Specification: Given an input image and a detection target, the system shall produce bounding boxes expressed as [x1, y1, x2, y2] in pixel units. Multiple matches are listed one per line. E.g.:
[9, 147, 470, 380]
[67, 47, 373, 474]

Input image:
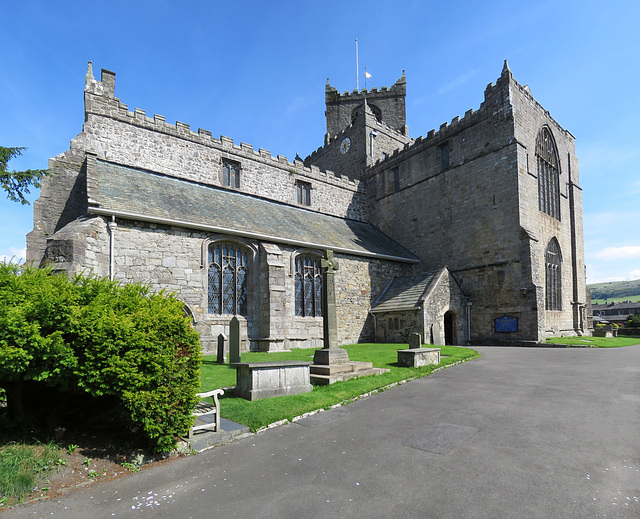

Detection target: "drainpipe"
[108, 215, 117, 281]
[372, 314, 377, 339]
[369, 130, 377, 158]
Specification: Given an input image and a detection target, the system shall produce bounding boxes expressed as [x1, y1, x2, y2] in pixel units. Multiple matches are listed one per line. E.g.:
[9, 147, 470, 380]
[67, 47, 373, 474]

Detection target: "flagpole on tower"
[355, 38, 359, 91]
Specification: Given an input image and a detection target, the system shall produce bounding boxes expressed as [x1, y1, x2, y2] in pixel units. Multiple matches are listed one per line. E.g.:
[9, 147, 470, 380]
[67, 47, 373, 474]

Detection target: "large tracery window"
[294, 255, 323, 317]
[208, 242, 248, 315]
[536, 127, 561, 219]
[545, 238, 562, 311]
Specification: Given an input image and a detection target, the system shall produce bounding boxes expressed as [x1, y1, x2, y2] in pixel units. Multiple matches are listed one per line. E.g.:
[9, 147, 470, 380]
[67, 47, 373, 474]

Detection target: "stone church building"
[27, 61, 588, 351]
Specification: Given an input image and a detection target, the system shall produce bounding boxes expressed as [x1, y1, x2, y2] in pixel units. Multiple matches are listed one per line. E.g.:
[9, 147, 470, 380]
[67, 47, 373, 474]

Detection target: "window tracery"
[222, 160, 240, 188]
[208, 241, 248, 315]
[536, 127, 560, 219]
[294, 254, 322, 317]
[545, 238, 562, 311]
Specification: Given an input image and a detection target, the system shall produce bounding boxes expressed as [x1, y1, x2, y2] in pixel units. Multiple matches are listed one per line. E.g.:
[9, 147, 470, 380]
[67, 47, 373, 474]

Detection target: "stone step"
[310, 367, 389, 385]
[310, 361, 374, 376]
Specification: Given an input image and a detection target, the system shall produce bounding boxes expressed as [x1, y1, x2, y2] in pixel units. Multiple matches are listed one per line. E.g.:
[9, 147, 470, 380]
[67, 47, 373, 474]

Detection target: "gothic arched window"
[536, 127, 561, 219]
[294, 255, 323, 317]
[545, 238, 562, 311]
[208, 242, 249, 315]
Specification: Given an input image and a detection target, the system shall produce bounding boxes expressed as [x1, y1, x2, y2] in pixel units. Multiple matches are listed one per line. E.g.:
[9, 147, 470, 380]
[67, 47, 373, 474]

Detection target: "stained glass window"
[294, 255, 323, 317]
[208, 242, 248, 315]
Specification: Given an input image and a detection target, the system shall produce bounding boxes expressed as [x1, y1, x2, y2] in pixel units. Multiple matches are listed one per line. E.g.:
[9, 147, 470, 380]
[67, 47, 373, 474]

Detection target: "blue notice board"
[495, 315, 518, 332]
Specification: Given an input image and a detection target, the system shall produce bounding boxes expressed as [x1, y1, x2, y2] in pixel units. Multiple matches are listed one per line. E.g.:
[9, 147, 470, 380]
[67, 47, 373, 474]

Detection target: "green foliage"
[0, 263, 202, 452]
[0, 263, 79, 388]
[588, 278, 640, 303]
[0, 441, 61, 506]
[0, 146, 48, 205]
[627, 314, 640, 327]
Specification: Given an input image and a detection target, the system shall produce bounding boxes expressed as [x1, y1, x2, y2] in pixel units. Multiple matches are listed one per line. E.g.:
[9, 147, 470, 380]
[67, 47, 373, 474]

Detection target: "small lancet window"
[296, 181, 311, 206]
[536, 127, 560, 219]
[222, 160, 240, 188]
[294, 255, 322, 317]
[440, 144, 450, 171]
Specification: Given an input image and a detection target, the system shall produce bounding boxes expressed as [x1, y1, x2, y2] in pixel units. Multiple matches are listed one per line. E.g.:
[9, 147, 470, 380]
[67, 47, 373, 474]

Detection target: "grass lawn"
[545, 336, 640, 348]
[200, 343, 479, 432]
[0, 442, 63, 507]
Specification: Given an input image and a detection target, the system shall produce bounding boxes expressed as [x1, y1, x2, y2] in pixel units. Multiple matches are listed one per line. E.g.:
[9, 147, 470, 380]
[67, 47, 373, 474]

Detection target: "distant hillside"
[588, 279, 640, 303]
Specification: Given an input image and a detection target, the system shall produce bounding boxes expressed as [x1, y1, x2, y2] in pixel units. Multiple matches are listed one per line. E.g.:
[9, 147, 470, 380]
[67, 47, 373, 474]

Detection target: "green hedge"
[627, 314, 640, 327]
[0, 263, 202, 452]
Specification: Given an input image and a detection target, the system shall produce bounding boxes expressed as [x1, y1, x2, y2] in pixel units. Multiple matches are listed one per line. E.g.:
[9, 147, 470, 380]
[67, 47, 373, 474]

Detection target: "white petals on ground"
[587, 460, 640, 515]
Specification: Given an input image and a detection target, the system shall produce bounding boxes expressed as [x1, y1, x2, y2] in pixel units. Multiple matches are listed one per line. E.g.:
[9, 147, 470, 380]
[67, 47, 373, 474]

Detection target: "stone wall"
[367, 69, 529, 342]
[373, 310, 422, 344]
[509, 70, 587, 337]
[305, 105, 411, 182]
[27, 147, 88, 264]
[334, 254, 413, 344]
[366, 64, 587, 342]
[324, 74, 407, 138]
[38, 212, 412, 352]
[371, 270, 468, 345]
[422, 270, 468, 346]
[81, 66, 367, 222]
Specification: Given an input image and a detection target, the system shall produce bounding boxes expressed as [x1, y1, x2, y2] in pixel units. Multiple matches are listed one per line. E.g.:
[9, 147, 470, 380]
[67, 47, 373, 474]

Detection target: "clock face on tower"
[340, 137, 351, 155]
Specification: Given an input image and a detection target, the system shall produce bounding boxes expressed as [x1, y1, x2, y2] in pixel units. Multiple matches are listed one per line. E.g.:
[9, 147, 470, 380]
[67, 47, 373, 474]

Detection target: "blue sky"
[1, 0, 639, 284]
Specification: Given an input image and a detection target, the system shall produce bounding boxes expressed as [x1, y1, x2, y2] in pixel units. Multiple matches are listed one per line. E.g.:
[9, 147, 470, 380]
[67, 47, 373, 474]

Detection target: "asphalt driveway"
[6, 345, 640, 518]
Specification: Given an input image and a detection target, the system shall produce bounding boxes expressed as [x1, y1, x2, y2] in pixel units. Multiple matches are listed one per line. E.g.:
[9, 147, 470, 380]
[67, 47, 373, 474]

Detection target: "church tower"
[305, 73, 411, 181]
[324, 72, 408, 140]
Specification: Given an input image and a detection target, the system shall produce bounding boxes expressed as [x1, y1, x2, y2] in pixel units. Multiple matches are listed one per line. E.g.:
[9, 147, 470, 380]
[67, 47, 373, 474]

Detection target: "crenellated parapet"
[368, 60, 573, 175]
[325, 73, 406, 103]
[325, 72, 408, 138]
[81, 62, 363, 195]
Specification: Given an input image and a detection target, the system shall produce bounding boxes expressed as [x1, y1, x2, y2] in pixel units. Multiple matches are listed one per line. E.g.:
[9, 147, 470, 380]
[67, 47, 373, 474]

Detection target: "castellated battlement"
[369, 89, 488, 170]
[370, 61, 573, 171]
[82, 62, 362, 194]
[325, 72, 406, 102]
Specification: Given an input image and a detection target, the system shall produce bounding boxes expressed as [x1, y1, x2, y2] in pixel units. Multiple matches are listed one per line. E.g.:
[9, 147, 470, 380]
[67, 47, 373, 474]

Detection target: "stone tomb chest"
[234, 361, 313, 401]
[397, 348, 441, 367]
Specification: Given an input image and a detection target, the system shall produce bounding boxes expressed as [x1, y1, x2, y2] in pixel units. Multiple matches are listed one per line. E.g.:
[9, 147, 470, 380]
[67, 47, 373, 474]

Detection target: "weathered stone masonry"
[28, 60, 588, 350]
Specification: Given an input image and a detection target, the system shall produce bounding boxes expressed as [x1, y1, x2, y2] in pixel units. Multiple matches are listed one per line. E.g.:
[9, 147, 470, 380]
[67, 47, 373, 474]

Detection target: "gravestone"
[409, 332, 422, 349]
[216, 334, 226, 364]
[229, 317, 241, 364]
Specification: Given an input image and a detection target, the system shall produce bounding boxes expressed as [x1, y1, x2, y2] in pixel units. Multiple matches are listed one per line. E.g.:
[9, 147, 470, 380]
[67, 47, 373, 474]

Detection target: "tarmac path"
[4, 345, 640, 518]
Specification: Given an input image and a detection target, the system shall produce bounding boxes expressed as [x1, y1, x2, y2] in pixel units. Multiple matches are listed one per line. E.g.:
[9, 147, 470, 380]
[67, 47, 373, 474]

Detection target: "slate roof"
[370, 270, 443, 312]
[88, 160, 418, 263]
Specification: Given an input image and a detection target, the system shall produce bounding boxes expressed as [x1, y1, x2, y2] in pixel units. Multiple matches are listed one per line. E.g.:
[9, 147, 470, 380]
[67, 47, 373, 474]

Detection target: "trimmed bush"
[627, 314, 640, 328]
[0, 263, 202, 452]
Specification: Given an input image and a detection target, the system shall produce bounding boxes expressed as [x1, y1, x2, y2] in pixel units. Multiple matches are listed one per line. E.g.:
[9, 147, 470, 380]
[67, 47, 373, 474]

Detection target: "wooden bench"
[188, 389, 224, 438]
